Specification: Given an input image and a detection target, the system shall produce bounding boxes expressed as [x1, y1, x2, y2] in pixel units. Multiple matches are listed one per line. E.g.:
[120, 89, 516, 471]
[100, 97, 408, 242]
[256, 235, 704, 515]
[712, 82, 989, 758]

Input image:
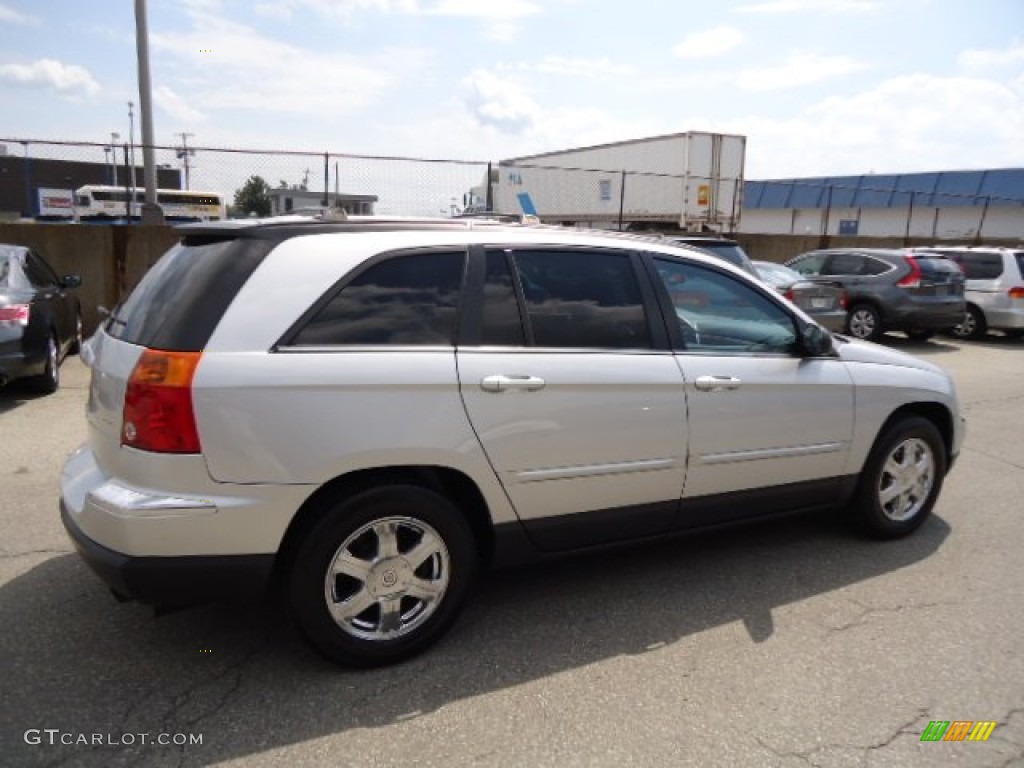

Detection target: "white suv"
[915, 246, 1024, 339]
[61, 217, 964, 667]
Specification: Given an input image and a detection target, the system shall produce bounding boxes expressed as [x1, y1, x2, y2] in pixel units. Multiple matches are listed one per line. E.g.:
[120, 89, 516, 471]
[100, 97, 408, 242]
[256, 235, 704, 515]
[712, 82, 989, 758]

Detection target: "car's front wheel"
[288, 485, 477, 667]
[852, 416, 946, 538]
[846, 304, 882, 341]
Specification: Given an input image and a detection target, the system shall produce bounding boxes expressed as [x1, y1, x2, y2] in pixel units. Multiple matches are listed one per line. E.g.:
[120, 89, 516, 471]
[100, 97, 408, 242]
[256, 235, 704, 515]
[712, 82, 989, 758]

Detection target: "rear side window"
[824, 253, 865, 275]
[291, 251, 465, 346]
[107, 237, 272, 351]
[0, 255, 8, 285]
[1015, 253, 1024, 278]
[958, 252, 1003, 280]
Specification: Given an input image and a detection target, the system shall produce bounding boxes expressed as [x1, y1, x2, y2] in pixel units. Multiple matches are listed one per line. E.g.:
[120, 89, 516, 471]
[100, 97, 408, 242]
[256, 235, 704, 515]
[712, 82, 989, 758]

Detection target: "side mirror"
[60, 274, 82, 289]
[802, 324, 834, 357]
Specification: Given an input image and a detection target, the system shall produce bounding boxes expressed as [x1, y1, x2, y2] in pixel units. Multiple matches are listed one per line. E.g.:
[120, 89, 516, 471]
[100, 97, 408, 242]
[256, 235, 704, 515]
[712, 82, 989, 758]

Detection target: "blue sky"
[1, 0, 1022, 183]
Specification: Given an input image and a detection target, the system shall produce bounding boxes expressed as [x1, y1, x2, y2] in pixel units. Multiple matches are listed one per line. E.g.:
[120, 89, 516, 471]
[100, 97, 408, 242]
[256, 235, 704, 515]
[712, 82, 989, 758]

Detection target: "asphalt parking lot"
[1, 335, 1022, 768]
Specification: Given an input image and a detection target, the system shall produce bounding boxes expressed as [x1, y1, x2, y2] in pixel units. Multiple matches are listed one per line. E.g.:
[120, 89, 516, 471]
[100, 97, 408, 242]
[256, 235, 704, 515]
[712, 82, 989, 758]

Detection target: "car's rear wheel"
[852, 416, 945, 539]
[288, 485, 477, 667]
[846, 304, 882, 341]
[30, 333, 60, 394]
[951, 305, 986, 340]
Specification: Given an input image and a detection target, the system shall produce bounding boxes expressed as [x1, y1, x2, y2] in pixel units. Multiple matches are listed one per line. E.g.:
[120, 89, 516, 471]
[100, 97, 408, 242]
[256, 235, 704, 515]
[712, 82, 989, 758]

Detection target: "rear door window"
[823, 253, 865, 276]
[290, 251, 465, 346]
[958, 252, 1003, 280]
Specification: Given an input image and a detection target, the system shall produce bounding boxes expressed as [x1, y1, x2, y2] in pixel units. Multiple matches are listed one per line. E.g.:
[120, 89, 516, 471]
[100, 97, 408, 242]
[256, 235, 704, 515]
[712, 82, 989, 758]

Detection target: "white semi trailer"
[489, 131, 746, 232]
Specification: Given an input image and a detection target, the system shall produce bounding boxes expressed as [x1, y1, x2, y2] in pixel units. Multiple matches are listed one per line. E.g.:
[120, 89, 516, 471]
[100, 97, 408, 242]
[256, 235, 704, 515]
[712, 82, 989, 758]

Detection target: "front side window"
[292, 251, 465, 346]
[23, 252, 58, 288]
[496, 249, 651, 350]
[655, 259, 798, 354]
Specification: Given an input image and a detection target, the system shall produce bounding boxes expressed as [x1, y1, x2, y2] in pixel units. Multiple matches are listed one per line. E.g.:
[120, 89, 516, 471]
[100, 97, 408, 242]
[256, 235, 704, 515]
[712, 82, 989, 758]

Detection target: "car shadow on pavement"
[0, 382, 46, 415]
[1, 511, 949, 767]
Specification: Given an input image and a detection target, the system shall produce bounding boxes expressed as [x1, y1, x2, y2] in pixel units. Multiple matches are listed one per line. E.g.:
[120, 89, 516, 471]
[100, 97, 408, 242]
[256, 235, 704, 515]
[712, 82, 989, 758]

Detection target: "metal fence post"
[618, 170, 626, 231]
[486, 162, 493, 212]
[323, 152, 329, 207]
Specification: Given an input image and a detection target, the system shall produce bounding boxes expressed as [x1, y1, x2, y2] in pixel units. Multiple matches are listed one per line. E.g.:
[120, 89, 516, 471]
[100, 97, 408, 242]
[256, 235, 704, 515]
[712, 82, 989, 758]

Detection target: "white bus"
[74, 185, 226, 222]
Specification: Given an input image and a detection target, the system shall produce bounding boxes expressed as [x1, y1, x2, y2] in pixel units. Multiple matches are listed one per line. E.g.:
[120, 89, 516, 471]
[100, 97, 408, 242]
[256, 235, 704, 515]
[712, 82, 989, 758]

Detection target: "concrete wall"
[734, 233, 1024, 265]
[741, 206, 1024, 240]
[0, 223, 178, 335]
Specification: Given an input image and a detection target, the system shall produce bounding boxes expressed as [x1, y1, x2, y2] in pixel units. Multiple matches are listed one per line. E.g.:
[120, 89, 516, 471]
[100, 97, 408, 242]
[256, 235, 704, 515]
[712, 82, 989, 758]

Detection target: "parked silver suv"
[912, 246, 1024, 340]
[61, 217, 964, 667]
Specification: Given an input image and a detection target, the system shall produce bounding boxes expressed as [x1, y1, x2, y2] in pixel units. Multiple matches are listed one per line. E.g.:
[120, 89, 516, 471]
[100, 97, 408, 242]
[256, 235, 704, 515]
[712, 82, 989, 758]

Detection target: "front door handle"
[480, 375, 546, 393]
[694, 375, 742, 392]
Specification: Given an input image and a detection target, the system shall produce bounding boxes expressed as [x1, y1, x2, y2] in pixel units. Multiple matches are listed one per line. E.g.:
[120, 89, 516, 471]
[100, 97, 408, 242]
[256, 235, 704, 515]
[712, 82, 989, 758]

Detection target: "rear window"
[916, 257, 964, 277]
[105, 236, 272, 351]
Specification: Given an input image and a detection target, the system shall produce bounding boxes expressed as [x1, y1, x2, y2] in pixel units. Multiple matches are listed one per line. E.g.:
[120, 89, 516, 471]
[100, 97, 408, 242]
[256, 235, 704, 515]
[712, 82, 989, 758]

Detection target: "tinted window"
[509, 249, 651, 349]
[292, 251, 465, 346]
[823, 253, 865, 276]
[958, 252, 1003, 280]
[1015, 253, 1024, 278]
[0, 254, 9, 285]
[860, 257, 892, 276]
[108, 236, 272, 351]
[789, 253, 827, 276]
[655, 259, 797, 354]
[916, 257, 964, 278]
[481, 251, 526, 346]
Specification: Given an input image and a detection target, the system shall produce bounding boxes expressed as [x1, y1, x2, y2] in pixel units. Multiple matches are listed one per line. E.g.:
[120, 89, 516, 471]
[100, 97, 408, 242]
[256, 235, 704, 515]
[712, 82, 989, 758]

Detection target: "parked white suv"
[61, 217, 964, 667]
[914, 246, 1024, 340]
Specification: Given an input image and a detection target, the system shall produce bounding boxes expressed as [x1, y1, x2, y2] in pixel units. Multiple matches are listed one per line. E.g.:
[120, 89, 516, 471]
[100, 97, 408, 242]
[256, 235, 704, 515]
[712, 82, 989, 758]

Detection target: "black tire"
[30, 333, 60, 394]
[950, 305, 986, 340]
[846, 304, 882, 341]
[69, 312, 84, 355]
[852, 416, 946, 539]
[288, 485, 477, 668]
[905, 330, 934, 342]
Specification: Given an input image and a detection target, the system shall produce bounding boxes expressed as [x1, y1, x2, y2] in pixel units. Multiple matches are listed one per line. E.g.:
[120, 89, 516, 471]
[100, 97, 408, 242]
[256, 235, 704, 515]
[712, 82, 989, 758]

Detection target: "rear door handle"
[694, 375, 741, 392]
[480, 375, 546, 393]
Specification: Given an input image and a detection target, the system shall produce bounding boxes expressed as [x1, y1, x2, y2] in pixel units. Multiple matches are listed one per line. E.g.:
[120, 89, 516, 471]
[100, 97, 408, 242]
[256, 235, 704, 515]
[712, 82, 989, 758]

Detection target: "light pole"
[134, 0, 163, 223]
[176, 132, 195, 190]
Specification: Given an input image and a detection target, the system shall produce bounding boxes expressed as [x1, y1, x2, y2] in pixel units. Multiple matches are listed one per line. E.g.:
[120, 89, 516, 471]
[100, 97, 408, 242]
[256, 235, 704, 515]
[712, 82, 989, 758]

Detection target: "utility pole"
[176, 132, 195, 190]
[110, 132, 120, 184]
[134, 0, 163, 224]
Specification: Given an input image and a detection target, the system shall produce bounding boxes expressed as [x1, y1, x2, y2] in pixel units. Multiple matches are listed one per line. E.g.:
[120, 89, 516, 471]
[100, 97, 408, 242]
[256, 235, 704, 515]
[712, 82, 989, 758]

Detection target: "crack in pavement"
[823, 597, 957, 633]
[962, 445, 1024, 471]
[0, 548, 72, 560]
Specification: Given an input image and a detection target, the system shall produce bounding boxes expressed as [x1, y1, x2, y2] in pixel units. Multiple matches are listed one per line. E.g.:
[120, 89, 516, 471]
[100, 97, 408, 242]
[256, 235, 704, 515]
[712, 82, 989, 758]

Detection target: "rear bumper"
[809, 309, 847, 333]
[61, 499, 273, 606]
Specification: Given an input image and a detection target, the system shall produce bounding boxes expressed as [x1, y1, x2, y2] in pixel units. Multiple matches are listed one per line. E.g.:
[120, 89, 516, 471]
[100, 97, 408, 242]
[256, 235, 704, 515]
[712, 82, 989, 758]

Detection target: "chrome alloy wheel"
[323, 516, 451, 642]
[952, 311, 976, 338]
[877, 437, 935, 522]
[848, 308, 877, 339]
[46, 335, 59, 388]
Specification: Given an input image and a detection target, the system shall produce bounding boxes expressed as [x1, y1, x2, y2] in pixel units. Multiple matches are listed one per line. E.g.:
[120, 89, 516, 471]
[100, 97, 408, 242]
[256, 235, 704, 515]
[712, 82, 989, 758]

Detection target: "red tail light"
[0, 304, 30, 326]
[839, 290, 848, 309]
[122, 350, 202, 453]
[1009, 287, 1024, 299]
[783, 289, 795, 301]
[897, 256, 923, 288]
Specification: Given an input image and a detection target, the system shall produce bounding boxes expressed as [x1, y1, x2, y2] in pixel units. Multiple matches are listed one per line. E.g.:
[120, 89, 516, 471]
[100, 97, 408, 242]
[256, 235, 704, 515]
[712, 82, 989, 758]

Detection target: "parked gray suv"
[786, 248, 965, 341]
[61, 217, 963, 667]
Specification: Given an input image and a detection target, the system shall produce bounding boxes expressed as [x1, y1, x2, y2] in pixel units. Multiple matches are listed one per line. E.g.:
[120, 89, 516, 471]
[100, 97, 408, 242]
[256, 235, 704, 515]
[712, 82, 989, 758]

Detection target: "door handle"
[694, 375, 742, 392]
[480, 375, 546, 393]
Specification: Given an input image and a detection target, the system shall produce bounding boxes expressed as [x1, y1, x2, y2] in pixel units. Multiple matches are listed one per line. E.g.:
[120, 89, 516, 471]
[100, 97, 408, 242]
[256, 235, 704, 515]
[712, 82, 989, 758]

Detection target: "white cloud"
[507, 55, 634, 78]
[673, 26, 745, 59]
[154, 86, 207, 125]
[0, 58, 99, 97]
[958, 42, 1024, 74]
[151, 8, 424, 118]
[425, 0, 541, 18]
[731, 73, 1024, 177]
[737, 51, 867, 90]
[462, 70, 540, 133]
[736, 0, 879, 13]
[0, 3, 38, 24]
